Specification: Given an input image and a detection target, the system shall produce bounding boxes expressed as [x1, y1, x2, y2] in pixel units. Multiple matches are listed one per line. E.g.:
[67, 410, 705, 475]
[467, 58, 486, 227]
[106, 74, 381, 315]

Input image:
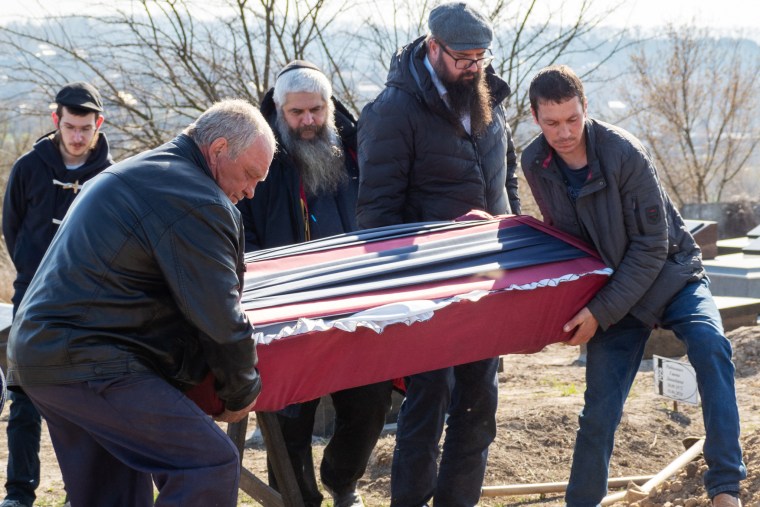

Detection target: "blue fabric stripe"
[241, 223, 588, 311]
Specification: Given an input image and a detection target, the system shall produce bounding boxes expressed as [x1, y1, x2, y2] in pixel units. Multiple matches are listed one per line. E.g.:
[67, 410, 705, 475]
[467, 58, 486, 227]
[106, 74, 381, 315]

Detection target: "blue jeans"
[4, 390, 41, 506]
[390, 357, 498, 507]
[566, 279, 746, 506]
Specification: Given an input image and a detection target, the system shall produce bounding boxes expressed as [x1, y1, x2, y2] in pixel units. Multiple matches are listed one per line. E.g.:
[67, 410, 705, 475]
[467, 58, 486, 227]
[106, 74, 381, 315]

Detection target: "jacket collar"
[583, 118, 599, 167]
[535, 118, 600, 170]
[174, 133, 214, 180]
[33, 130, 113, 178]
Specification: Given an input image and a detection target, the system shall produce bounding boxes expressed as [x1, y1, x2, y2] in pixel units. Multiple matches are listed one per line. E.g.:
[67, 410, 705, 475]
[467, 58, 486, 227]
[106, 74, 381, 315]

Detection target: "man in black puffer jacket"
[356, 3, 519, 506]
[2, 81, 112, 507]
[7, 99, 275, 507]
[356, 9, 519, 227]
[237, 60, 392, 507]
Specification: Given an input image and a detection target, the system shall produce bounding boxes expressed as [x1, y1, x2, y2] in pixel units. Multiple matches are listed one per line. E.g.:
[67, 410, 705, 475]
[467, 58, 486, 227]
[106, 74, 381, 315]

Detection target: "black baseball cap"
[55, 81, 103, 113]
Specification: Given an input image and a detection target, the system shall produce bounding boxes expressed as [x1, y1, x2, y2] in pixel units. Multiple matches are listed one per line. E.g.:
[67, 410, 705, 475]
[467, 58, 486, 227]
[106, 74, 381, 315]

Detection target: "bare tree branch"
[0, 0, 357, 157]
[623, 24, 760, 205]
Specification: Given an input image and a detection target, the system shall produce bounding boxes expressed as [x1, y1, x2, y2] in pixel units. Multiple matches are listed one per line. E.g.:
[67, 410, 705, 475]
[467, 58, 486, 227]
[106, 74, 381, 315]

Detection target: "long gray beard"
[276, 114, 347, 196]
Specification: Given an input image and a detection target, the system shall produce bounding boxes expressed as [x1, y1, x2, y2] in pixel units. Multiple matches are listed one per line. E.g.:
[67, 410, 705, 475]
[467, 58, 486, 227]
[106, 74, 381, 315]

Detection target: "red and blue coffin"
[187, 215, 611, 413]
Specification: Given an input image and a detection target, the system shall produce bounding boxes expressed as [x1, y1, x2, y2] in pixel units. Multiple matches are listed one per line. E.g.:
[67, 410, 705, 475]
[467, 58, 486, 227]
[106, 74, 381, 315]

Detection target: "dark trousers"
[268, 381, 393, 507]
[390, 357, 499, 507]
[24, 373, 241, 507]
[4, 390, 41, 505]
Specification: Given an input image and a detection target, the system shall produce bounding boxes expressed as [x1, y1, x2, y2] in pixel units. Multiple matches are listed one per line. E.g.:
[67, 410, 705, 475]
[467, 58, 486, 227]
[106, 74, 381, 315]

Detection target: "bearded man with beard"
[356, 3, 519, 506]
[236, 61, 393, 507]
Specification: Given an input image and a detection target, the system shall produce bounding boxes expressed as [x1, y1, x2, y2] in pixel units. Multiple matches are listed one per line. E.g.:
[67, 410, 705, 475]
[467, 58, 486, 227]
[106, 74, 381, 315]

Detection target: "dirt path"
[2, 327, 759, 506]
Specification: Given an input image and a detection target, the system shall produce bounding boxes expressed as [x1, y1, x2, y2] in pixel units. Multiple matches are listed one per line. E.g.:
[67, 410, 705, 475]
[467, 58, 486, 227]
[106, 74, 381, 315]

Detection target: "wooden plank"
[240, 467, 284, 506]
[227, 419, 249, 465]
[226, 415, 295, 506]
[256, 411, 305, 507]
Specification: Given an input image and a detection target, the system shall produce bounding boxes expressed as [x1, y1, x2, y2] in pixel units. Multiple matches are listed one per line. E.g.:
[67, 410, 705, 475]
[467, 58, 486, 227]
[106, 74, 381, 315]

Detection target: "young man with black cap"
[357, 2, 519, 506]
[1, 81, 112, 507]
[236, 60, 392, 507]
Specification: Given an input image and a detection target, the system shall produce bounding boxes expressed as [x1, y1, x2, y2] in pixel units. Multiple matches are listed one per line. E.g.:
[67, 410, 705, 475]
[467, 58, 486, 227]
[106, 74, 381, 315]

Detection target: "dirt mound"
[5, 323, 759, 506]
[635, 326, 760, 507]
[636, 430, 760, 506]
[356, 326, 760, 506]
[732, 326, 760, 378]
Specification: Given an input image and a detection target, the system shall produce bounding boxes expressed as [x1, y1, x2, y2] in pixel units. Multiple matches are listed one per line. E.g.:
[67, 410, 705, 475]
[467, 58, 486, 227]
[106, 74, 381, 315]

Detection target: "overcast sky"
[577, 0, 759, 30]
[1, 0, 757, 32]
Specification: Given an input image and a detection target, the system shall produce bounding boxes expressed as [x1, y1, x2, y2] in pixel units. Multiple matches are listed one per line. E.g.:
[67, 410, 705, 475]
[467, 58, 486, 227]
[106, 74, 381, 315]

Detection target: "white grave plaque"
[653, 355, 699, 406]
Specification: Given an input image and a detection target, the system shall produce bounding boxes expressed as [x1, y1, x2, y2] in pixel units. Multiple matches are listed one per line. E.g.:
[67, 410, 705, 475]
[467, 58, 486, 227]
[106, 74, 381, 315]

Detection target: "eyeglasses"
[437, 41, 494, 70]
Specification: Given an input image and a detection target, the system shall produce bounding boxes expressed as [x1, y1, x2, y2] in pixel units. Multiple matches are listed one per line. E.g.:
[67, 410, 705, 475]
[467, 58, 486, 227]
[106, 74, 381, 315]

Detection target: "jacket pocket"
[632, 197, 644, 235]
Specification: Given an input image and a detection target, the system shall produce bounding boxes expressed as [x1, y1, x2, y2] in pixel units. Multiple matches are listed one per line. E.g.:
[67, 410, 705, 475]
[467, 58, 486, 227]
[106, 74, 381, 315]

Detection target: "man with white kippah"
[357, 3, 519, 506]
[237, 60, 393, 507]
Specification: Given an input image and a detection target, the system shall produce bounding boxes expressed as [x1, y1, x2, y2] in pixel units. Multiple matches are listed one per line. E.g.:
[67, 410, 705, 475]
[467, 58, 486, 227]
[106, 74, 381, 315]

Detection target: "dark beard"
[276, 113, 347, 196]
[433, 56, 493, 136]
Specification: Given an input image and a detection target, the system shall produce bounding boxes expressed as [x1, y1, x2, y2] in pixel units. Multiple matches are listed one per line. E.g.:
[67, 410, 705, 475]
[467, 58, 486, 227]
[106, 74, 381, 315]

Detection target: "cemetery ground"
[2, 326, 759, 506]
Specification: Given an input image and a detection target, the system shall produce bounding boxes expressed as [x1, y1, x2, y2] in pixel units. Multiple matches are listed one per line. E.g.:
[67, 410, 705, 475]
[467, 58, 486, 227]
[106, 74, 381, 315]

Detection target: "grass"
[538, 377, 579, 397]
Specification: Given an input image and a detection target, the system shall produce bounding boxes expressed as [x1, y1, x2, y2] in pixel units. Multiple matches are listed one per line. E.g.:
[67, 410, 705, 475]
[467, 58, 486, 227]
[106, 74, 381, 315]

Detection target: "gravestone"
[743, 236, 760, 256]
[703, 254, 760, 298]
[716, 224, 760, 255]
[644, 296, 760, 358]
[684, 219, 718, 259]
[717, 236, 751, 256]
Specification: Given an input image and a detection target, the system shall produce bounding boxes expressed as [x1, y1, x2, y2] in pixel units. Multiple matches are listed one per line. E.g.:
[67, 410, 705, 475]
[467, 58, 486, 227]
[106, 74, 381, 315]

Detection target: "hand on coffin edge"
[214, 396, 258, 423]
[454, 209, 494, 222]
[563, 306, 599, 346]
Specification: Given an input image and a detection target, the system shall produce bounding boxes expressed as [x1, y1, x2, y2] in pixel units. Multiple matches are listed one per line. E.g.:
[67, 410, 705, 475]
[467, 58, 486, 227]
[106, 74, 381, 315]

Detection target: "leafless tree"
[623, 24, 760, 206]
[0, 0, 352, 158]
[0, 0, 632, 157]
[354, 0, 633, 150]
[0, 111, 47, 208]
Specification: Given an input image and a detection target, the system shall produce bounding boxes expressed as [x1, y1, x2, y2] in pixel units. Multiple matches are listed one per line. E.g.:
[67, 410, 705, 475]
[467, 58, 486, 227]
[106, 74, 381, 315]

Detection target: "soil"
[2, 326, 759, 506]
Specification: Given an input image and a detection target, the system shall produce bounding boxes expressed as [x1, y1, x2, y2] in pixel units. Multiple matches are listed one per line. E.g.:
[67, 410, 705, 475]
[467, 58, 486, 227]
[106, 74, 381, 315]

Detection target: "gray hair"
[184, 99, 276, 159]
[273, 68, 332, 107]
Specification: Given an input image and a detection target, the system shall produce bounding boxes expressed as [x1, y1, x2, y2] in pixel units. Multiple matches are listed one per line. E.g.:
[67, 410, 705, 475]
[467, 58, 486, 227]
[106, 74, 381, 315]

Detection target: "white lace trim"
[253, 268, 612, 345]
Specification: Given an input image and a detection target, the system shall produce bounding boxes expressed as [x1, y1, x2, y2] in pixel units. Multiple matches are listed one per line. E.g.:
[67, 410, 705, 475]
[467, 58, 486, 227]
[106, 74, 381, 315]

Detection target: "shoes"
[331, 492, 364, 507]
[323, 486, 365, 507]
[0, 499, 31, 507]
[713, 493, 742, 507]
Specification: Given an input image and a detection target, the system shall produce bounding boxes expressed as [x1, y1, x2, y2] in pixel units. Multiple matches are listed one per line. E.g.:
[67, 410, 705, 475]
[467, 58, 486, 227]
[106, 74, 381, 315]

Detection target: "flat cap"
[55, 81, 103, 112]
[428, 2, 493, 51]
